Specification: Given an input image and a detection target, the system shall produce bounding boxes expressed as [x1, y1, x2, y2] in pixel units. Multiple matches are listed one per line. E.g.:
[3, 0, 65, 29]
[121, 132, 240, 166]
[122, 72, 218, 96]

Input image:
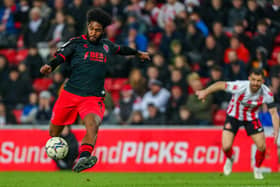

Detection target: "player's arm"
[40, 40, 75, 75]
[268, 106, 279, 144]
[106, 39, 150, 61]
[196, 81, 226, 101]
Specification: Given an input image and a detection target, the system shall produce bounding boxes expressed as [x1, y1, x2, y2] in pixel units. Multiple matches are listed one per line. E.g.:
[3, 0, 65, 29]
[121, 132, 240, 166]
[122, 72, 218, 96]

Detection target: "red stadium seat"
[12, 109, 23, 124]
[104, 78, 113, 91]
[267, 59, 277, 67]
[0, 49, 17, 64]
[111, 78, 128, 90]
[274, 34, 280, 45]
[272, 47, 280, 60]
[33, 78, 53, 93]
[15, 49, 29, 64]
[213, 109, 227, 126]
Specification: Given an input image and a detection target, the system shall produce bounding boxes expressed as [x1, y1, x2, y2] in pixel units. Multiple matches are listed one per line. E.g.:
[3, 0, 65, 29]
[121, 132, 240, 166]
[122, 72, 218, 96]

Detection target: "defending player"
[196, 69, 279, 179]
[40, 8, 150, 172]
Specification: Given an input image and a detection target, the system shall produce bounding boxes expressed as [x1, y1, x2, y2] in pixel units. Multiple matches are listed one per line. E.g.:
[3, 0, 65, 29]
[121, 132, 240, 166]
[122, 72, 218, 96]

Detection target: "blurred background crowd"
[0, 0, 280, 127]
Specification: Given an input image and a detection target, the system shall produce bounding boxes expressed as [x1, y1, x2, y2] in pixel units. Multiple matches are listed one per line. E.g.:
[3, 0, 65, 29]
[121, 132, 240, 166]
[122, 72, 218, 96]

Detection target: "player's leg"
[246, 119, 265, 179]
[72, 113, 101, 172]
[49, 122, 65, 137]
[222, 116, 239, 176]
[73, 96, 105, 172]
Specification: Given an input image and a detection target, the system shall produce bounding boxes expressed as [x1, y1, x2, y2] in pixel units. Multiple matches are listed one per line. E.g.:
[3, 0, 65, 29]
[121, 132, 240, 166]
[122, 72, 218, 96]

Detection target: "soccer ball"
[45, 137, 69, 160]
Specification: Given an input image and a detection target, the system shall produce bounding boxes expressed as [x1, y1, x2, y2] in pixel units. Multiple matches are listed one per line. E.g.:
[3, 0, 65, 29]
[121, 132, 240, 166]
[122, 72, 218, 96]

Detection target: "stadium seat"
[213, 109, 227, 126]
[104, 78, 113, 91]
[274, 34, 280, 45]
[32, 78, 53, 93]
[12, 109, 23, 124]
[111, 78, 128, 90]
[15, 49, 29, 64]
[267, 59, 277, 67]
[271, 47, 280, 60]
[0, 49, 17, 64]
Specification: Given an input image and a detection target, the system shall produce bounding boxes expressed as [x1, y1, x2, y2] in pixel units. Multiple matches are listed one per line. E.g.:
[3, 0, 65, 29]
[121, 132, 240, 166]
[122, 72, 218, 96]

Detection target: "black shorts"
[223, 115, 264, 136]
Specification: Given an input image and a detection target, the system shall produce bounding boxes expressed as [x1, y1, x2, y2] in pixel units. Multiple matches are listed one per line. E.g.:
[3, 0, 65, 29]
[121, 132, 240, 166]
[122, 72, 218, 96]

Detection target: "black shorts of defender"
[223, 115, 264, 136]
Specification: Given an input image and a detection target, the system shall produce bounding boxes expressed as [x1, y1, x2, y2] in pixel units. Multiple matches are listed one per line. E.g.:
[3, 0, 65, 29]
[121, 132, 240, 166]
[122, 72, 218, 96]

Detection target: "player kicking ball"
[40, 8, 150, 172]
[196, 69, 279, 179]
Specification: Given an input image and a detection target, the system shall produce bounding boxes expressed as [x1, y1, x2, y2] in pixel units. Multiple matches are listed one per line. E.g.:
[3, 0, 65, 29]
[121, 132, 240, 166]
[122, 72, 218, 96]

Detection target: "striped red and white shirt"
[225, 81, 274, 121]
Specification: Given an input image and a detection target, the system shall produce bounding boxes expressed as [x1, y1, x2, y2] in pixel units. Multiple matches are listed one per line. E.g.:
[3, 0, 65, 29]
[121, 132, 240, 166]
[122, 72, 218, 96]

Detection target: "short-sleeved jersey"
[225, 81, 274, 121]
[56, 35, 120, 97]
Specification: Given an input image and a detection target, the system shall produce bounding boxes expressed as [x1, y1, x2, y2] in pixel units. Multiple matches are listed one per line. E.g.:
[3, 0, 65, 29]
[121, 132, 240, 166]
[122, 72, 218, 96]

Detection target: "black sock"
[80, 151, 91, 158]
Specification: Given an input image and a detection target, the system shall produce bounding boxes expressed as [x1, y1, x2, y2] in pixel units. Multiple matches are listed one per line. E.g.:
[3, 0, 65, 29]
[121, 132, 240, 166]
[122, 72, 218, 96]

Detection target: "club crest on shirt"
[103, 44, 109, 53]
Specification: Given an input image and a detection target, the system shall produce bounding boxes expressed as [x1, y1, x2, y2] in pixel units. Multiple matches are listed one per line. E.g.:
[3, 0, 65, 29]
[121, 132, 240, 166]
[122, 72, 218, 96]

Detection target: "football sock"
[255, 149, 265, 168]
[79, 144, 94, 158]
[223, 148, 234, 159]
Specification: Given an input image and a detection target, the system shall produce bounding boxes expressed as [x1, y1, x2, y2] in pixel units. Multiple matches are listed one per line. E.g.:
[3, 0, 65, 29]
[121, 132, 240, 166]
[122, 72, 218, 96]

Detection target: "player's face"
[87, 21, 104, 42]
[249, 73, 264, 93]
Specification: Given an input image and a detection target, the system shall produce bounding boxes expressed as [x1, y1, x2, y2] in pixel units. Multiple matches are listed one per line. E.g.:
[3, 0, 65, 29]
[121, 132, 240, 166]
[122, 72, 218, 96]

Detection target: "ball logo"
[103, 44, 109, 53]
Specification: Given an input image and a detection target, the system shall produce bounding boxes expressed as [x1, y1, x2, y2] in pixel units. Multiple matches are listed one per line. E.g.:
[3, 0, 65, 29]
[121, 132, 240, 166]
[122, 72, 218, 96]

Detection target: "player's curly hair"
[87, 8, 112, 28]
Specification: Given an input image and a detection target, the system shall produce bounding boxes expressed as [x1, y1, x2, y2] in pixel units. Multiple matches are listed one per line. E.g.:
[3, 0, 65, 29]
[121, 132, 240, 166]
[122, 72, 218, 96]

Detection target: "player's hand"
[137, 51, 150, 61]
[195, 90, 208, 102]
[40, 64, 52, 75]
[273, 128, 279, 144]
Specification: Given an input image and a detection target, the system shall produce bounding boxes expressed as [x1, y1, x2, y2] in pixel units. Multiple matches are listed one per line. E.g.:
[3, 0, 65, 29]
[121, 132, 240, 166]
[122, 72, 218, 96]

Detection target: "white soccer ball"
[45, 137, 69, 160]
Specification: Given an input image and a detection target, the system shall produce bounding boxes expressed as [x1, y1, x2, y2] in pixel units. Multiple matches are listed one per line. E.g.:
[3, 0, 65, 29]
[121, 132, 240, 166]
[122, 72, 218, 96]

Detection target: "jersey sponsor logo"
[233, 85, 238, 90]
[103, 44, 109, 53]
[84, 51, 107, 63]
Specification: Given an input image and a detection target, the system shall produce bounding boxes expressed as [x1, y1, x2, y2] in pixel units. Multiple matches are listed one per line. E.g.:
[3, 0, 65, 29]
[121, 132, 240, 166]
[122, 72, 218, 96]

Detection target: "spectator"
[244, 0, 264, 33]
[157, 0, 185, 29]
[114, 84, 141, 125]
[144, 103, 165, 125]
[23, 7, 49, 48]
[233, 21, 251, 49]
[264, 0, 280, 35]
[208, 66, 230, 109]
[0, 67, 33, 109]
[128, 68, 147, 97]
[68, 0, 88, 35]
[0, 0, 19, 48]
[0, 55, 9, 89]
[176, 105, 195, 125]
[184, 0, 200, 14]
[152, 53, 169, 82]
[212, 21, 230, 51]
[23, 45, 44, 80]
[49, 0, 69, 21]
[48, 71, 64, 99]
[201, 0, 228, 28]
[146, 65, 160, 83]
[183, 21, 205, 63]
[185, 73, 213, 125]
[35, 90, 52, 124]
[251, 20, 274, 57]
[269, 75, 280, 109]
[189, 12, 209, 37]
[227, 0, 247, 28]
[140, 79, 170, 119]
[166, 85, 186, 124]
[104, 0, 125, 20]
[172, 55, 191, 76]
[200, 35, 223, 76]
[33, 0, 52, 20]
[159, 20, 183, 58]
[0, 102, 16, 126]
[130, 110, 144, 125]
[270, 52, 280, 78]
[20, 92, 38, 124]
[46, 11, 74, 47]
[225, 51, 247, 81]
[166, 68, 187, 91]
[224, 36, 250, 64]
[124, 24, 148, 51]
[249, 46, 268, 73]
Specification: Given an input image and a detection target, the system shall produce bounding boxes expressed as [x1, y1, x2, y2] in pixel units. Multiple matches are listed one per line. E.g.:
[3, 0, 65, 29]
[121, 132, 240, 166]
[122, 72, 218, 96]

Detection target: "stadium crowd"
[0, 0, 280, 126]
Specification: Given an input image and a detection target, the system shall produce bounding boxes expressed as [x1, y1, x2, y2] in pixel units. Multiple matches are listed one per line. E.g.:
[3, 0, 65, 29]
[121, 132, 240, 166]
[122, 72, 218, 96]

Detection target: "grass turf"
[0, 172, 280, 187]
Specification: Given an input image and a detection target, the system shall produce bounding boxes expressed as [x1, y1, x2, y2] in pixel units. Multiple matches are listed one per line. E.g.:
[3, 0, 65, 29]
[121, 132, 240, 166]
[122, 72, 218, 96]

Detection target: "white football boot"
[253, 167, 264, 180]
[223, 156, 234, 176]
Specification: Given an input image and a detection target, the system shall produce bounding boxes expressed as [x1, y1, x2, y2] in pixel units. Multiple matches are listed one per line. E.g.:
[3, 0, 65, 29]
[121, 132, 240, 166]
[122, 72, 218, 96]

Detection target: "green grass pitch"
[0, 172, 280, 187]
